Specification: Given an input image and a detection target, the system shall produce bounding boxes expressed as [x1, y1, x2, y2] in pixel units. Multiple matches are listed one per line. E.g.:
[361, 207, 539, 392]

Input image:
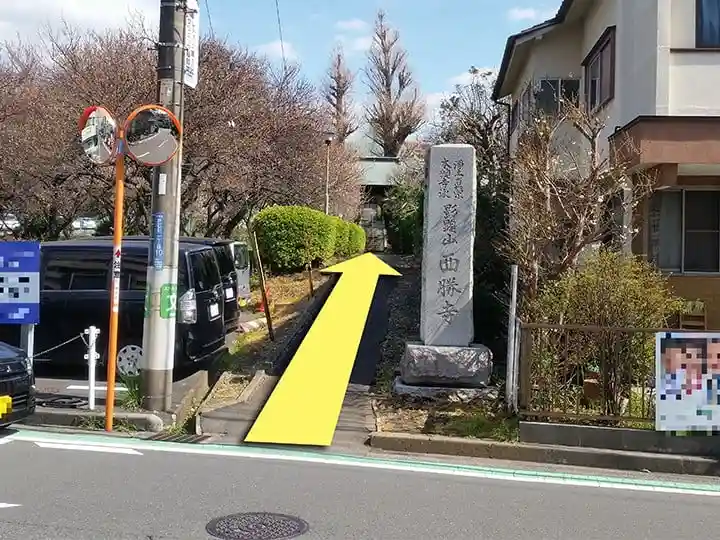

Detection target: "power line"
[204, 0, 214, 36]
[274, 0, 287, 72]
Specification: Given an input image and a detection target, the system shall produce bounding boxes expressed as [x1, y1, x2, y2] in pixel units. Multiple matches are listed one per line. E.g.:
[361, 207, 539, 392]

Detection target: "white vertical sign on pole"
[183, 0, 200, 89]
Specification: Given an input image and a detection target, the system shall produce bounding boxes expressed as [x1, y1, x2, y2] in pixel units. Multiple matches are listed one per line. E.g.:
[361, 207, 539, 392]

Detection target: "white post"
[20, 324, 35, 369]
[84, 326, 100, 411]
[505, 264, 519, 411]
[512, 317, 521, 412]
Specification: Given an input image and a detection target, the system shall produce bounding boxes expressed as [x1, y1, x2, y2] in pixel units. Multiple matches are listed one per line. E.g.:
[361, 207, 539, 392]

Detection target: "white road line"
[34, 442, 142, 455]
[0, 503, 20, 509]
[12, 431, 720, 498]
[66, 385, 127, 392]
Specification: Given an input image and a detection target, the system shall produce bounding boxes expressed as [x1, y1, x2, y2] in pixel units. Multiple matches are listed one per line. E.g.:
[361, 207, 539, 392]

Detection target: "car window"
[188, 250, 221, 292]
[178, 254, 189, 295]
[213, 245, 235, 276]
[43, 250, 109, 291]
[233, 244, 249, 270]
[122, 252, 148, 291]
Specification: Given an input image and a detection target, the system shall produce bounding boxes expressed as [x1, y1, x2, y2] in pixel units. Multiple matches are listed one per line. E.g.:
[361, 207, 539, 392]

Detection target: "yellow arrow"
[244, 253, 401, 446]
[0, 396, 11, 419]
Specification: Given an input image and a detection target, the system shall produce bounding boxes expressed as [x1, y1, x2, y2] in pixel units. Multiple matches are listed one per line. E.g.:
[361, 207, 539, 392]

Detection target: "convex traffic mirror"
[123, 105, 182, 166]
[78, 106, 119, 166]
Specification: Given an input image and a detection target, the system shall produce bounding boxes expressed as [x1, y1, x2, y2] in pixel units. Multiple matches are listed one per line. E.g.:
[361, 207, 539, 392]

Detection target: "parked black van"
[95, 235, 241, 334]
[0, 239, 227, 376]
[0, 341, 35, 429]
[178, 237, 241, 333]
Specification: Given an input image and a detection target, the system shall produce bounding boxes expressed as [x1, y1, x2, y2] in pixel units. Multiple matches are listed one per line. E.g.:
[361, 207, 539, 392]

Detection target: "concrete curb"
[236, 370, 273, 404]
[368, 432, 720, 477]
[24, 370, 209, 434]
[195, 370, 277, 436]
[169, 370, 209, 430]
[25, 408, 165, 433]
[239, 317, 267, 333]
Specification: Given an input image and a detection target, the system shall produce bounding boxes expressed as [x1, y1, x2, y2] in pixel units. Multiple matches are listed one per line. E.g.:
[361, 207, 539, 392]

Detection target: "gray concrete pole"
[141, 0, 185, 411]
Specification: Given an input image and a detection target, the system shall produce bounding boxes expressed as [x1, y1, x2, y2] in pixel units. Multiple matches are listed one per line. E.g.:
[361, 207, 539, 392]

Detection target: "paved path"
[0, 428, 718, 539]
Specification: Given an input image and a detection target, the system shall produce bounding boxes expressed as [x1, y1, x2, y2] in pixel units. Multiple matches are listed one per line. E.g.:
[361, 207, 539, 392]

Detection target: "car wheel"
[116, 344, 143, 377]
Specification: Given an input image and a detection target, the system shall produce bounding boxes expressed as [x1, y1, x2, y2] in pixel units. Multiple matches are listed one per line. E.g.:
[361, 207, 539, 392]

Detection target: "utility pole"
[141, 0, 186, 411]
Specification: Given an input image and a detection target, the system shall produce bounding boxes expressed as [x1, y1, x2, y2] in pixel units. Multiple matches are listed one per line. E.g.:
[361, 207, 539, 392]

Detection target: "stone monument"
[394, 143, 494, 399]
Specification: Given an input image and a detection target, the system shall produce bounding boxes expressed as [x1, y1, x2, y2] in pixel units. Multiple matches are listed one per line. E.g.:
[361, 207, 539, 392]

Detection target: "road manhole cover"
[206, 512, 309, 540]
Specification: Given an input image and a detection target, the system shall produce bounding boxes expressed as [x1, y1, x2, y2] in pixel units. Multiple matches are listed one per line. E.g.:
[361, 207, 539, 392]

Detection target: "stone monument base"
[398, 341, 493, 387]
[392, 376, 498, 402]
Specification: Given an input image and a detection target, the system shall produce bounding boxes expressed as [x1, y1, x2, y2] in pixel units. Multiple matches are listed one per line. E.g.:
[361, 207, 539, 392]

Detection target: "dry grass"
[218, 267, 332, 378]
[251, 268, 330, 312]
[373, 396, 519, 442]
[201, 371, 252, 412]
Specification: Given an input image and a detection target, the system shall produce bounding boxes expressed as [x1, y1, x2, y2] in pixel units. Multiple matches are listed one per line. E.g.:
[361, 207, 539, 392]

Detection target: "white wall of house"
[616, 0, 661, 122]
[668, 0, 720, 115]
[505, 0, 720, 154]
[508, 26, 584, 151]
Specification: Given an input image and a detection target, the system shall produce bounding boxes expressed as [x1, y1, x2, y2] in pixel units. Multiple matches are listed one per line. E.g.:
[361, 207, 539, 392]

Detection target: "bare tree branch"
[322, 46, 357, 143]
[363, 10, 425, 157]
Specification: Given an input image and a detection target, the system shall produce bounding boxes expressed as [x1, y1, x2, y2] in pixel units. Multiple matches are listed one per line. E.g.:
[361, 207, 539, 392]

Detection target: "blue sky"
[0, 0, 558, 115]
[200, 0, 560, 110]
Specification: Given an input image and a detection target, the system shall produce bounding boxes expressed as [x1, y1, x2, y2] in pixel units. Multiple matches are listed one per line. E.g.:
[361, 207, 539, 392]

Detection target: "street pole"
[141, 0, 186, 411]
[324, 138, 331, 214]
[106, 135, 125, 428]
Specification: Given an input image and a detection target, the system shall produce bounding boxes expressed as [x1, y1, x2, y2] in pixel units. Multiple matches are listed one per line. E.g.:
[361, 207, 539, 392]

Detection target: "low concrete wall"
[519, 421, 720, 457]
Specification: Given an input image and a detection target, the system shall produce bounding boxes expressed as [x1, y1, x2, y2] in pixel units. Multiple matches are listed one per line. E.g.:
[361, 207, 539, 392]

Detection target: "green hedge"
[253, 205, 365, 273]
[332, 217, 352, 258]
[348, 223, 366, 254]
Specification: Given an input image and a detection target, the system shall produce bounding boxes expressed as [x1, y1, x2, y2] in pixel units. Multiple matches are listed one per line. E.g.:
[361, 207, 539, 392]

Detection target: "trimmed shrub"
[253, 205, 336, 272]
[530, 249, 683, 416]
[348, 223, 366, 255]
[332, 217, 352, 258]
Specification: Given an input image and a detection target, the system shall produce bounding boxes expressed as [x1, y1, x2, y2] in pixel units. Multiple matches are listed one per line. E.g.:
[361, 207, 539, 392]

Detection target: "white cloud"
[335, 34, 373, 54]
[448, 66, 497, 86]
[349, 35, 373, 52]
[254, 40, 299, 61]
[424, 67, 498, 121]
[507, 7, 556, 22]
[334, 18, 368, 32]
[0, 0, 158, 41]
[425, 92, 447, 121]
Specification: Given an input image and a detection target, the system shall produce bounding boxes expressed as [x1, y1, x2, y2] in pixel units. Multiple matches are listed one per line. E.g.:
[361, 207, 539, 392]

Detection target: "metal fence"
[515, 322, 696, 425]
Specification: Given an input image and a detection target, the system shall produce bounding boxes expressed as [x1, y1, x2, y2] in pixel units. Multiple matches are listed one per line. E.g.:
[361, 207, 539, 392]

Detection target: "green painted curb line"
[11, 428, 720, 494]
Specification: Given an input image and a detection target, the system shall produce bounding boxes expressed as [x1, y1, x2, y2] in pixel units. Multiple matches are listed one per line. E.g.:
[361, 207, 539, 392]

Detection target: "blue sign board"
[152, 212, 165, 271]
[0, 241, 40, 325]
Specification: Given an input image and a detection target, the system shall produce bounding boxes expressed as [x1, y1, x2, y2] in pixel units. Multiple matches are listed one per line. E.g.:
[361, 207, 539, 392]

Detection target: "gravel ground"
[372, 253, 513, 440]
[375, 254, 422, 393]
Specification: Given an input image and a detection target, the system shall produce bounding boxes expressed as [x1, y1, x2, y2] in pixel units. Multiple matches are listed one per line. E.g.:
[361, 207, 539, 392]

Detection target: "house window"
[650, 190, 720, 273]
[697, 0, 720, 48]
[582, 26, 615, 111]
[535, 79, 580, 115]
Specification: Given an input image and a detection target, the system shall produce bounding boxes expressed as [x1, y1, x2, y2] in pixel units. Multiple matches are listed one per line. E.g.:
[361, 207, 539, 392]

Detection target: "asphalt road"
[0, 429, 718, 539]
[126, 130, 176, 163]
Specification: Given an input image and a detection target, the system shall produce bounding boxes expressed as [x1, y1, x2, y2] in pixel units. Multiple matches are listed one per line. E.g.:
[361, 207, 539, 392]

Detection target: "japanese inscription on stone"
[420, 144, 476, 347]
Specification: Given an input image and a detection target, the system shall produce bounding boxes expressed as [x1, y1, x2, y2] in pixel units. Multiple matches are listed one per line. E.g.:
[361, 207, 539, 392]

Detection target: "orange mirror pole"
[105, 129, 126, 432]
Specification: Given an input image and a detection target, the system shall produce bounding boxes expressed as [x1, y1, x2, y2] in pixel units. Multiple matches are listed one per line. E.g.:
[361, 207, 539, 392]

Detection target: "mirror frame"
[123, 104, 183, 167]
[78, 105, 119, 166]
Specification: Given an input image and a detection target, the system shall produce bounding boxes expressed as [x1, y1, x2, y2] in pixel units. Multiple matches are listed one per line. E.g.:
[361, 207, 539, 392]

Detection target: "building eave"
[491, 0, 576, 102]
